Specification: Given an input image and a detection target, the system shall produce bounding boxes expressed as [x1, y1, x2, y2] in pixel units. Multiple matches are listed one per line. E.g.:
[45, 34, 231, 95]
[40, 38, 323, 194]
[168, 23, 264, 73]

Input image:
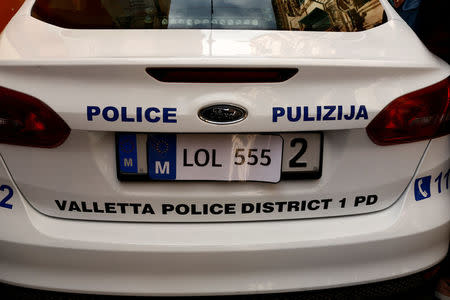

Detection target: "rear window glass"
[32, 0, 386, 32]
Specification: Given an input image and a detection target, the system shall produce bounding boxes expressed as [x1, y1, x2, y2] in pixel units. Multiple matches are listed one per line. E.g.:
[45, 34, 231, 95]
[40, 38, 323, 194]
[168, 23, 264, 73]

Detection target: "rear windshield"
[32, 0, 386, 32]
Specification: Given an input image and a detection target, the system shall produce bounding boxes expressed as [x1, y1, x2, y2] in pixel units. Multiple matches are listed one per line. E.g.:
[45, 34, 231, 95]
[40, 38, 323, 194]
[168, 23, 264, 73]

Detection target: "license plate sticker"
[280, 133, 323, 179]
[147, 134, 283, 183]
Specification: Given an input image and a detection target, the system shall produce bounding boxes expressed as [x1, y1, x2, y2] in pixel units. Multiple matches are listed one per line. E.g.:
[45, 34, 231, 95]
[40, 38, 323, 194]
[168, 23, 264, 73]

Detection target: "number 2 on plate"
[289, 138, 308, 168]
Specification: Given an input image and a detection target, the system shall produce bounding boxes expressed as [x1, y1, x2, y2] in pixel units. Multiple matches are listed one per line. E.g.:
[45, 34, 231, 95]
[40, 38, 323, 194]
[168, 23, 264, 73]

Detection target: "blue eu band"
[118, 133, 138, 174]
[148, 134, 176, 180]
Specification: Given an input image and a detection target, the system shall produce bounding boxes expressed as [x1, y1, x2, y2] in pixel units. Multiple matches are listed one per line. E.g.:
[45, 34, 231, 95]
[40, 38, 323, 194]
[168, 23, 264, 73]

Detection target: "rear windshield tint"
[32, 0, 386, 32]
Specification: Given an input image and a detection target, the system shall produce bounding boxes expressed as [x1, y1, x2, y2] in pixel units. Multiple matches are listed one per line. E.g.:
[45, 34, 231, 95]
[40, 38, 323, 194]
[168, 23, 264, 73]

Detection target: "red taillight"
[0, 87, 70, 148]
[367, 78, 449, 146]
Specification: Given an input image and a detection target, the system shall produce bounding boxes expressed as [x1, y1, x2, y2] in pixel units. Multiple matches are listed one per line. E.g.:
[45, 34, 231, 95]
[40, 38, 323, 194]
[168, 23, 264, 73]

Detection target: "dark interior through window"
[32, 0, 386, 32]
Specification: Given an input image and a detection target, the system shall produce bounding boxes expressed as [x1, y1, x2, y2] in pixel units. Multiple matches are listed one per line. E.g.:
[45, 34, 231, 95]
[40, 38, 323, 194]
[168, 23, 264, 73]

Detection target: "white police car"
[0, 0, 448, 296]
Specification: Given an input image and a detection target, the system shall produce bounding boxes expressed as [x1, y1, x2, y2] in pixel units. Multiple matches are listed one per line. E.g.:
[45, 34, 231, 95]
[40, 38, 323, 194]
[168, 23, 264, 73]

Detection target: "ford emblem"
[198, 104, 247, 125]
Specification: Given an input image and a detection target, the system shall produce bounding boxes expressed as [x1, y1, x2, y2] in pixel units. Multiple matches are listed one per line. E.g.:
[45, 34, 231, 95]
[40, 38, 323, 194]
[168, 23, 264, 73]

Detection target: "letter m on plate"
[155, 161, 170, 174]
[124, 158, 134, 167]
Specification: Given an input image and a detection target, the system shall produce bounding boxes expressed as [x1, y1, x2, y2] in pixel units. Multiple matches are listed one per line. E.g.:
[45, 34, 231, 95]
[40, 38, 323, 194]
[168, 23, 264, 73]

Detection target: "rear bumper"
[0, 136, 449, 296]
[1, 263, 445, 299]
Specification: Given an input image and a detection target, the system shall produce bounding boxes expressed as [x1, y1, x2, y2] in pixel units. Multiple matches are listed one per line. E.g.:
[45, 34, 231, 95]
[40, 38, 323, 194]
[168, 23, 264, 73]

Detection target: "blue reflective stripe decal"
[148, 134, 176, 180]
[118, 134, 138, 174]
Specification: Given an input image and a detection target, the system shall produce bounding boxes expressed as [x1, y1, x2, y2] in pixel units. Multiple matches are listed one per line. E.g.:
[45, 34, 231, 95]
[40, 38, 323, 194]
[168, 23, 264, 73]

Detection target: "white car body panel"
[0, 0, 448, 295]
[0, 130, 430, 222]
[0, 135, 448, 295]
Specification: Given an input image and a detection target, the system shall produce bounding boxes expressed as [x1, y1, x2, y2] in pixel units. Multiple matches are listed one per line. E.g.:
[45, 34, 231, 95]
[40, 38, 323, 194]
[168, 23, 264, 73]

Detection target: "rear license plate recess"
[116, 133, 322, 182]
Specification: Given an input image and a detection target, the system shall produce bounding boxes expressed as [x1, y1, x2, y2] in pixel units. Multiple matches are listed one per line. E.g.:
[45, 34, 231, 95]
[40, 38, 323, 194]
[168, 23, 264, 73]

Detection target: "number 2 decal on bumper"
[0, 185, 13, 209]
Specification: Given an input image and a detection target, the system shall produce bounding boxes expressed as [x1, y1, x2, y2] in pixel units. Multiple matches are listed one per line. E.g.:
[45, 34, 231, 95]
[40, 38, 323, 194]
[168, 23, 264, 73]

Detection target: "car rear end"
[0, 0, 449, 296]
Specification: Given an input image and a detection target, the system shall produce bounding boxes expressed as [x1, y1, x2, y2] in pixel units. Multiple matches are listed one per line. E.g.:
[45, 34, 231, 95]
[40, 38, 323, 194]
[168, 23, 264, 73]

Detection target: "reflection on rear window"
[32, 0, 386, 32]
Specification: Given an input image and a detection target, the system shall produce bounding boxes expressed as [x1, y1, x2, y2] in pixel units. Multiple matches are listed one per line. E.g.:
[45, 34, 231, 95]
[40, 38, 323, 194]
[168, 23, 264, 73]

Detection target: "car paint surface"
[0, 0, 448, 295]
